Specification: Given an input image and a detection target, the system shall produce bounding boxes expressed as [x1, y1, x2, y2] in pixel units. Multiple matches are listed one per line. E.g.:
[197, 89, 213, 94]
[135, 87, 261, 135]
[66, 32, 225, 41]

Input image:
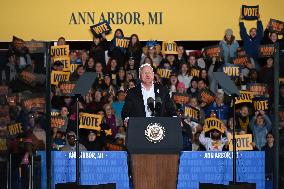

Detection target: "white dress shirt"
[141, 83, 155, 117]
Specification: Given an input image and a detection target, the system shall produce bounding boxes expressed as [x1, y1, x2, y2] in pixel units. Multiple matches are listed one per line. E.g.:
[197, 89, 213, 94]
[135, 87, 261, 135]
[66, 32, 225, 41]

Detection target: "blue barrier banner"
[37, 151, 130, 189]
[38, 151, 264, 189]
[177, 151, 265, 189]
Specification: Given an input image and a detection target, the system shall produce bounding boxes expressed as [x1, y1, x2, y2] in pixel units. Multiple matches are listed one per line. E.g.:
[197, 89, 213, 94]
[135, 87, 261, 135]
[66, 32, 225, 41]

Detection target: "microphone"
[155, 97, 162, 117]
[147, 97, 155, 116]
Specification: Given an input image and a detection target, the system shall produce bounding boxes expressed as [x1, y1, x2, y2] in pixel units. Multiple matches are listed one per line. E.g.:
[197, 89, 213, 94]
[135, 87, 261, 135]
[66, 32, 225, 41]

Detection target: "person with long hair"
[178, 63, 192, 89]
[199, 68, 209, 86]
[84, 57, 96, 72]
[125, 57, 138, 79]
[80, 49, 89, 66]
[108, 29, 126, 67]
[126, 34, 142, 66]
[106, 58, 118, 85]
[177, 45, 188, 64]
[90, 33, 108, 71]
[219, 28, 239, 64]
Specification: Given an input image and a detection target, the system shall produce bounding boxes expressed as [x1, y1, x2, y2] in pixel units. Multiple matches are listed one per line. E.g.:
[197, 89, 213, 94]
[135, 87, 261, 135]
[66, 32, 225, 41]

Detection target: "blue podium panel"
[38, 151, 264, 189]
[177, 151, 265, 189]
[37, 151, 130, 189]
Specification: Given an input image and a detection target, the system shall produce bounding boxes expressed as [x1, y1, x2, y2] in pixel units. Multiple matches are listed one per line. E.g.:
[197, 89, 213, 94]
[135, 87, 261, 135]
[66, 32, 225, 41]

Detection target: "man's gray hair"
[139, 63, 154, 79]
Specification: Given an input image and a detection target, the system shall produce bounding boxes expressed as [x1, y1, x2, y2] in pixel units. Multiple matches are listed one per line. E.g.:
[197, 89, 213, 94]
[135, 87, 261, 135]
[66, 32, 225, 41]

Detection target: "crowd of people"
[0, 14, 284, 188]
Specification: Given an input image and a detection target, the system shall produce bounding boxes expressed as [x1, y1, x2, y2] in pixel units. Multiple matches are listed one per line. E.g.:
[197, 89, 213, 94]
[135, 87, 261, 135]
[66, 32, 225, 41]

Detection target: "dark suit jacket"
[121, 83, 176, 119]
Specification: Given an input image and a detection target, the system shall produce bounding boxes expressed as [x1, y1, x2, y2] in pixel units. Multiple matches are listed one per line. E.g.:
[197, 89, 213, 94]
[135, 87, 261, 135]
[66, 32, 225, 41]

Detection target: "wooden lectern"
[126, 117, 183, 189]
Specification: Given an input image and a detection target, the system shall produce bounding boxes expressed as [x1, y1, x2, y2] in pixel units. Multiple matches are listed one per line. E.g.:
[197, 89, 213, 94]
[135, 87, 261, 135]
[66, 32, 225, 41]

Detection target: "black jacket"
[121, 83, 176, 119]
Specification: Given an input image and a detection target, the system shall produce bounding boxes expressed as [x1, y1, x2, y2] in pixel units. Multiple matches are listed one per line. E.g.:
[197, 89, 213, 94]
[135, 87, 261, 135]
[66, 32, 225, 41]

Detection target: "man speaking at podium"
[121, 63, 176, 121]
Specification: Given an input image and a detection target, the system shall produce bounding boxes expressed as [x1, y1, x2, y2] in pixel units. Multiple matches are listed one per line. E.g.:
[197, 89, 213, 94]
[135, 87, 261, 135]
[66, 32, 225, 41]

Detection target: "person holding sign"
[108, 29, 126, 67]
[262, 26, 280, 45]
[90, 33, 108, 69]
[57, 37, 66, 46]
[249, 110, 272, 150]
[239, 12, 263, 69]
[219, 28, 239, 64]
[199, 119, 230, 151]
[122, 63, 176, 122]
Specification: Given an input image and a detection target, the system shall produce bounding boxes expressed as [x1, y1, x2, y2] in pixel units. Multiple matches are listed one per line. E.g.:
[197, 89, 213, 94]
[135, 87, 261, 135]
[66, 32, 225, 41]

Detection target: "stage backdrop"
[0, 0, 284, 41]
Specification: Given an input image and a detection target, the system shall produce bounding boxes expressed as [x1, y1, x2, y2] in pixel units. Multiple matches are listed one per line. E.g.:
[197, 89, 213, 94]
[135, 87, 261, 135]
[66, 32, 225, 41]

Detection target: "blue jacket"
[249, 115, 272, 150]
[205, 102, 229, 122]
[219, 40, 239, 64]
[239, 21, 263, 60]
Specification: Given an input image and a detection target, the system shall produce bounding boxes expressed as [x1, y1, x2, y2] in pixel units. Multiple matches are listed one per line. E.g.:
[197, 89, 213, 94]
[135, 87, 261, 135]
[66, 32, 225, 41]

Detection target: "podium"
[126, 117, 183, 189]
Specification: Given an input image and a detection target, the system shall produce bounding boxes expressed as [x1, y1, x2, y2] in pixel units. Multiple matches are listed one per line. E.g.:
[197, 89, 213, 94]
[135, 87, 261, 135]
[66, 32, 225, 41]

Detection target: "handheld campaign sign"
[268, 19, 284, 34]
[172, 92, 190, 105]
[241, 5, 259, 20]
[198, 88, 215, 105]
[235, 90, 254, 104]
[203, 117, 225, 133]
[184, 105, 200, 123]
[53, 56, 71, 72]
[114, 37, 130, 49]
[232, 56, 251, 67]
[51, 116, 66, 128]
[58, 81, 76, 96]
[7, 123, 24, 136]
[50, 45, 69, 58]
[162, 41, 178, 54]
[23, 96, 45, 112]
[157, 68, 171, 78]
[190, 67, 200, 77]
[25, 41, 46, 53]
[90, 21, 112, 37]
[228, 134, 253, 151]
[223, 66, 240, 77]
[51, 110, 60, 116]
[258, 44, 275, 57]
[79, 112, 103, 131]
[51, 71, 70, 85]
[204, 45, 221, 58]
[247, 83, 268, 97]
[253, 96, 269, 111]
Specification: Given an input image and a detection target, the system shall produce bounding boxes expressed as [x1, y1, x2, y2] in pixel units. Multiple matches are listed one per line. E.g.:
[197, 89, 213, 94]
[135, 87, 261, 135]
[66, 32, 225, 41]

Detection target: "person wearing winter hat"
[219, 28, 239, 64]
